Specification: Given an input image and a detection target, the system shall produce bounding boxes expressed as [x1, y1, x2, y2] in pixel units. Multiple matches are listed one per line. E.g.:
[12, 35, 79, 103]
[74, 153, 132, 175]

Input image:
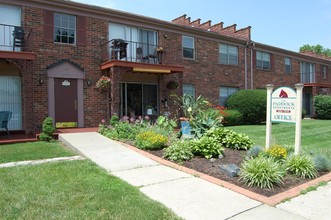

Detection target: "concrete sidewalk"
[59, 132, 330, 220]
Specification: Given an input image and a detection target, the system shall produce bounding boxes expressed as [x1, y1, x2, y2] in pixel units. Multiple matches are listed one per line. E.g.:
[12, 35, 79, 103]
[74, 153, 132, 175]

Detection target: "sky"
[74, 0, 331, 52]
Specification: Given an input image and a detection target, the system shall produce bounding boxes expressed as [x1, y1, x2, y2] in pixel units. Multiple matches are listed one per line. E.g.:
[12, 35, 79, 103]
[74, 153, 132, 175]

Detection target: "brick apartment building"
[0, 0, 330, 135]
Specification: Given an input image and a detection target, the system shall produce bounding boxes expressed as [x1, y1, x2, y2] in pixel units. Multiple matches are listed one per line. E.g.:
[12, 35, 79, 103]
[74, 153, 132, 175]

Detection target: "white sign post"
[266, 84, 303, 155]
[294, 83, 304, 155]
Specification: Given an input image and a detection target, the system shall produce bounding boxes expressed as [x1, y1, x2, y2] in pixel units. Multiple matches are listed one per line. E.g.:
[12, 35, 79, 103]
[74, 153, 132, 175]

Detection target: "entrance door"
[54, 78, 78, 128]
[121, 83, 158, 118]
[304, 92, 312, 116]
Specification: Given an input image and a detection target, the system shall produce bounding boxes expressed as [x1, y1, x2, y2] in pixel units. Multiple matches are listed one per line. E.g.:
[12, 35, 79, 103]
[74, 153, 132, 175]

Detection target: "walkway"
[59, 132, 331, 220]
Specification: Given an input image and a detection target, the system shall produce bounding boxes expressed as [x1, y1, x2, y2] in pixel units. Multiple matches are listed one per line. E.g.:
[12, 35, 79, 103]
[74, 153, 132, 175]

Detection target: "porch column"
[110, 67, 121, 116]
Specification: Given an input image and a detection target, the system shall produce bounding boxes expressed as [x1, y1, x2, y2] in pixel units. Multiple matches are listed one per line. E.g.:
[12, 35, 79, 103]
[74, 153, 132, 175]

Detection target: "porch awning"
[100, 60, 184, 74]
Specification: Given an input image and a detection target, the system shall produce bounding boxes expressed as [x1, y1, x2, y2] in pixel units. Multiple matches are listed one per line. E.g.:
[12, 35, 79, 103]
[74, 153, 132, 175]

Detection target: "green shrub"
[246, 145, 263, 159]
[39, 117, 55, 142]
[221, 109, 243, 126]
[135, 131, 168, 150]
[203, 128, 253, 150]
[226, 90, 267, 124]
[110, 115, 120, 126]
[114, 122, 138, 140]
[239, 156, 285, 188]
[156, 116, 177, 133]
[314, 95, 331, 119]
[192, 136, 224, 159]
[285, 155, 318, 179]
[265, 144, 288, 160]
[163, 140, 194, 163]
[313, 155, 331, 171]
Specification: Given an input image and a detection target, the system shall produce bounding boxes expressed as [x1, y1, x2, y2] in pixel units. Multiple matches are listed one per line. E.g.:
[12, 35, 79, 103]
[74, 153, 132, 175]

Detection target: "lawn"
[0, 160, 180, 220]
[0, 141, 75, 163]
[228, 119, 331, 158]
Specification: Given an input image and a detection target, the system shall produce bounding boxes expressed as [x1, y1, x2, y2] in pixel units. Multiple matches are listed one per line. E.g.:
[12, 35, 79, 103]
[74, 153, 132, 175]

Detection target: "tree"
[300, 44, 331, 57]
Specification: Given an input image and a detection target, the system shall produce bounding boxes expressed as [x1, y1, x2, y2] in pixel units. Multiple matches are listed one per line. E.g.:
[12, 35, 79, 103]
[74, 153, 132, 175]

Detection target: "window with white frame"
[322, 65, 327, 80]
[256, 51, 271, 70]
[219, 87, 238, 106]
[219, 44, 238, 65]
[54, 13, 76, 44]
[0, 3, 21, 51]
[300, 62, 315, 83]
[285, 57, 292, 74]
[183, 84, 196, 98]
[182, 36, 195, 59]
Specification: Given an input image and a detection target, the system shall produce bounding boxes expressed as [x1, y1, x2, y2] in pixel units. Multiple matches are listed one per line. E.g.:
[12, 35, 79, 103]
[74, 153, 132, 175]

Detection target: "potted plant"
[146, 104, 153, 115]
[96, 76, 111, 89]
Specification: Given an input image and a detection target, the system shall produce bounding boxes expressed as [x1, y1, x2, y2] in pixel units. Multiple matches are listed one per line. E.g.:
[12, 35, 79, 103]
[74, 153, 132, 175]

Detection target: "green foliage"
[265, 144, 288, 160]
[135, 131, 168, 150]
[157, 116, 177, 132]
[285, 155, 318, 179]
[163, 140, 194, 163]
[300, 181, 327, 195]
[226, 90, 267, 124]
[221, 109, 243, 126]
[313, 154, 331, 171]
[110, 115, 120, 126]
[204, 128, 254, 150]
[246, 145, 263, 159]
[239, 156, 285, 189]
[191, 136, 224, 159]
[190, 107, 223, 138]
[39, 117, 55, 142]
[300, 44, 331, 57]
[314, 95, 331, 119]
[177, 94, 209, 119]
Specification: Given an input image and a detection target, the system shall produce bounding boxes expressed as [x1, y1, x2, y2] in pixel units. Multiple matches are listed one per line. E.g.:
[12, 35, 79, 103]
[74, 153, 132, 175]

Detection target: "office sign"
[271, 87, 296, 123]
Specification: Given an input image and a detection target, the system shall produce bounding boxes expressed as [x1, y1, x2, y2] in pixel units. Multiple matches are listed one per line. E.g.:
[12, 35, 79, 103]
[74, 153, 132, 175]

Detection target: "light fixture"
[39, 78, 44, 85]
[86, 79, 92, 86]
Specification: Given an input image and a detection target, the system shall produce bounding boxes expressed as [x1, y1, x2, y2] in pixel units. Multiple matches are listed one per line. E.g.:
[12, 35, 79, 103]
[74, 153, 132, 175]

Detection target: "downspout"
[244, 43, 247, 90]
[250, 48, 253, 89]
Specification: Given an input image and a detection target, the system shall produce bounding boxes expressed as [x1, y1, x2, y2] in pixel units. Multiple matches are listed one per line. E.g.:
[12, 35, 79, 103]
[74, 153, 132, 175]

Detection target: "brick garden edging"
[120, 141, 331, 206]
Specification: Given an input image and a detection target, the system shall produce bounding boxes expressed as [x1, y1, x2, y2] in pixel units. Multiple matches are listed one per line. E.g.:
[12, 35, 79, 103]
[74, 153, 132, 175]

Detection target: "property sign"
[271, 87, 296, 123]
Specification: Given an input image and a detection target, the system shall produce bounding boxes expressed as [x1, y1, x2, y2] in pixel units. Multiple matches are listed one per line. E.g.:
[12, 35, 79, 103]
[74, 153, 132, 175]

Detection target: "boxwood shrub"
[225, 90, 267, 124]
[221, 109, 243, 126]
[314, 95, 331, 119]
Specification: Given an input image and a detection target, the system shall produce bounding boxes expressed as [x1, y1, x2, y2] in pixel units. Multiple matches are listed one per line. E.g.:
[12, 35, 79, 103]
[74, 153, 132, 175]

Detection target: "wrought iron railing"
[0, 23, 32, 52]
[101, 39, 165, 64]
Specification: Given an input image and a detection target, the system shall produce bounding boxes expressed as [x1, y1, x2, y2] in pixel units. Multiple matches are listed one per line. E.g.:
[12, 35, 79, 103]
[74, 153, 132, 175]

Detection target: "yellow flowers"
[135, 131, 168, 150]
[266, 144, 287, 160]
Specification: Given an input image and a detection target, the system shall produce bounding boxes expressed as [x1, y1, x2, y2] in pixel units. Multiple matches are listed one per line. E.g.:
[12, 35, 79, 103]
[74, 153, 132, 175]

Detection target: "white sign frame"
[271, 87, 297, 123]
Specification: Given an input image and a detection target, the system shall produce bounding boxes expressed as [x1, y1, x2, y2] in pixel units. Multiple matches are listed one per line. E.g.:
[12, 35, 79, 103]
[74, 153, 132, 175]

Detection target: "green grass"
[300, 181, 328, 195]
[0, 160, 180, 220]
[228, 120, 331, 158]
[0, 141, 76, 163]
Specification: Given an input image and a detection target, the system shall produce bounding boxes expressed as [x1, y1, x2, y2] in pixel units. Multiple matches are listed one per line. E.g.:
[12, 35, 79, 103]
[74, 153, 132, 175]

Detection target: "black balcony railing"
[0, 23, 32, 52]
[101, 39, 165, 64]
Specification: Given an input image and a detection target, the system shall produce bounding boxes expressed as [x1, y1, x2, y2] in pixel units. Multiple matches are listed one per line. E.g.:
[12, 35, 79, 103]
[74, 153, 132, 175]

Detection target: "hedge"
[225, 90, 267, 124]
[314, 95, 331, 119]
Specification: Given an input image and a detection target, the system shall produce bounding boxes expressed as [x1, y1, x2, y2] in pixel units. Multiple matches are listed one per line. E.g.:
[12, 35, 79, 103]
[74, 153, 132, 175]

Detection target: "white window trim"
[219, 44, 239, 65]
[54, 12, 76, 45]
[256, 51, 271, 70]
[182, 35, 195, 59]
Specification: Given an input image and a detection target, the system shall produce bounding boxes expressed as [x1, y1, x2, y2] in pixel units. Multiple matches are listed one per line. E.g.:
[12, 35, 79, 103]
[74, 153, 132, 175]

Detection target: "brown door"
[54, 78, 78, 128]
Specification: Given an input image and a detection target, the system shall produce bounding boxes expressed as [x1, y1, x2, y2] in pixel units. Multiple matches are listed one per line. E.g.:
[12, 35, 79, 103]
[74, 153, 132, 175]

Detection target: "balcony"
[100, 39, 183, 74]
[0, 23, 35, 60]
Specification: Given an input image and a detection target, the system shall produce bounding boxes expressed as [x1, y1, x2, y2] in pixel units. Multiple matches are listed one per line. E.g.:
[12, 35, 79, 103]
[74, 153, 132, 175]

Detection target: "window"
[183, 84, 196, 98]
[256, 51, 271, 70]
[219, 44, 238, 65]
[322, 65, 327, 79]
[0, 3, 21, 51]
[219, 87, 238, 106]
[54, 13, 76, 44]
[300, 62, 315, 83]
[285, 57, 291, 74]
[182, 36, 195, 59]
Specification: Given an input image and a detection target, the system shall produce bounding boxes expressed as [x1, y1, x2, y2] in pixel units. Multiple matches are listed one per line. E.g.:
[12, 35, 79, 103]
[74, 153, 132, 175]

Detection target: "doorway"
[54, 78, 78, 128]
[120, 83, 158, 118]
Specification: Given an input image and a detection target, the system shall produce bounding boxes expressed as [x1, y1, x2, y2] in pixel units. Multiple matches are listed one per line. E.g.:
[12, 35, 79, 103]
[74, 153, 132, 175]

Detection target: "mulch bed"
[146, 147, 328, 197]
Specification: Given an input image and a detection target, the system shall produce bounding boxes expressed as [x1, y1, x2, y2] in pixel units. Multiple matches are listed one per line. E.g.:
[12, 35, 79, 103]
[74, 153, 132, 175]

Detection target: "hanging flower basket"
[166, 81, 178, 90]
[96, 76, 110, 89]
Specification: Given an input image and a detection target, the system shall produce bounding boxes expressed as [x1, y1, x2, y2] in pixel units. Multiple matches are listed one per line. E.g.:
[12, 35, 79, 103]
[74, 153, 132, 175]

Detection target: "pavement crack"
[225, 204, 263, 220]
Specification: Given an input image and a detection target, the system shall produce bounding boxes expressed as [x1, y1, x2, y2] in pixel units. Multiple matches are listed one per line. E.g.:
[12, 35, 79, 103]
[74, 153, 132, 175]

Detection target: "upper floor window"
[300, 62, 315, 83]
[0, 3, 21, 51]
[285, 57, 292, 74]
[182, 36, 195, 59]
[54, 13, 76, 44]
[256, 51, 271, 70]
[219, 44, 238, 65]
[183, 84, 196, 98]
[321, 65, 327, 80]
[220, 86, 238, 107]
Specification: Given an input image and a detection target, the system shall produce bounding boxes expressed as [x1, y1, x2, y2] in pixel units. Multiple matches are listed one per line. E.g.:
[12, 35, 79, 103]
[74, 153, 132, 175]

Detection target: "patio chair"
[12, 26, 25, 51]
[0, 111, 12, 137]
